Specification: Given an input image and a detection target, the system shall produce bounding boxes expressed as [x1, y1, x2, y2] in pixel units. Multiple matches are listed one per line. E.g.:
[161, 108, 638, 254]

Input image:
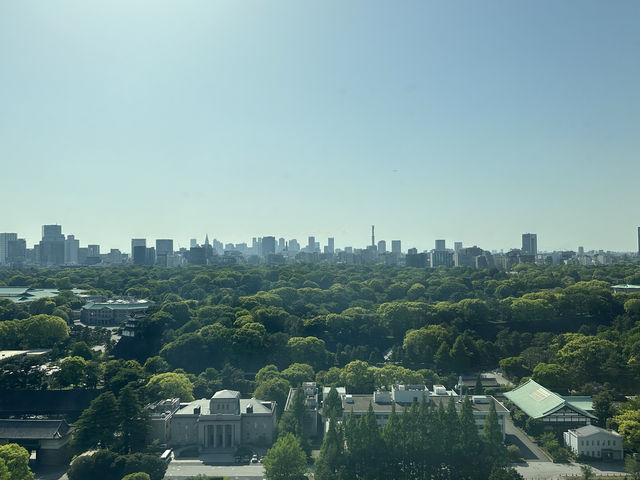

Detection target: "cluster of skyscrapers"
[0, 225, 637, 269]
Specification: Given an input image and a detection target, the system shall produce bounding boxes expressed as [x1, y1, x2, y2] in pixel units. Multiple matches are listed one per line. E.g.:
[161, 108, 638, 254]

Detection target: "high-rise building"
[262, 236, 276, 256]
[289, 239, 300, 252]
[131, 239, 147, 265]
[378, 240, 386, 254]
[65, 235, 79, 264]
[87, 245, 100, 257]
[578, 246, 584, 256]
[7, 238, 26, 266]
[146, 247, 156, 266]
[454, 242, 463, 252]
[327, 237, 335, 254]
[522, 233, 538, 256]
[156, 239, 174, 256]
[307, 236, 316, 252]
[637, 227, 640, 256]
[391, 240, 402, 254]
[40, 225, 65, 266]
[277, 238, 285, 252]
[190, 238, 198, 248]
[435, 239, 446, 251]
[430, 250, 454, 267]
[0, 233, 18, 264]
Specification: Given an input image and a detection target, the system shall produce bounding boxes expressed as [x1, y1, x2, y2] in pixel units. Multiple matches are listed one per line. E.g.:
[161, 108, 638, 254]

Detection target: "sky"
[1, 1, 639, 253]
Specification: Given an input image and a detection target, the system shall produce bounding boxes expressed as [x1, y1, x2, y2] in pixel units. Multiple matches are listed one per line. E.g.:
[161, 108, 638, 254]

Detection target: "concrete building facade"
[564, 425, 623, 461]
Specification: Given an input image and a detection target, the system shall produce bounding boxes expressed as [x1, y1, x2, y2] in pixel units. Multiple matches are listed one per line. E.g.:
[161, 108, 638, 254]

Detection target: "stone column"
[222, 424, 227, 448]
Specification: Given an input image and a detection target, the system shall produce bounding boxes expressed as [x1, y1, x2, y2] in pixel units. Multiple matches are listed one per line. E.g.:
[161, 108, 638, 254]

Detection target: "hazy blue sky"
[1, 1, 639, 253]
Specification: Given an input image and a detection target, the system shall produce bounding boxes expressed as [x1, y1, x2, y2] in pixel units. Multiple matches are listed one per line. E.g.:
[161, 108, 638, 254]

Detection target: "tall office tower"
[378, 240, 386, 254]
[371, 225, 375, 247]
[262, 236, 276, 256]
[190, 238, 197, 248]
[391, 240, 401, 254]
[213, 239, 224, 255]
[289, 239, 300, 252]
[522, 233, 538, 255]
[7, 238, 26, 266]
[64, 235, 79, 264]
[454, 242, 463, 252]
[87, 245, 100, 257]
[435, 239, 446, 251]
[0, 233, 18, 264]
[307, 236, 315, 252]
[578, 246, 584, 256]
[131, 239, 147, 265]
[278, 238, 286, 252]
[204, 234, 210, 246]
[40, 225, 65, 266]
[327, 237, 335, 254]
[145, 247, 156, 266]
[156, 239, 174, 256]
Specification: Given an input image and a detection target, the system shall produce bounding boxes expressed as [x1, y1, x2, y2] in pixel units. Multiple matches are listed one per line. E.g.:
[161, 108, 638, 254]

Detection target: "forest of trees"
[1, 262, 640, 478]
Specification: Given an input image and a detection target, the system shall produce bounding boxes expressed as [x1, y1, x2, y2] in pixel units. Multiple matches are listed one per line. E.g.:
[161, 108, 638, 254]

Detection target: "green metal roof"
[504, 379, 595, 419]
[83, 301, 153, 310]
[0, 287, 31, 296]
[563, 396, 593, 413]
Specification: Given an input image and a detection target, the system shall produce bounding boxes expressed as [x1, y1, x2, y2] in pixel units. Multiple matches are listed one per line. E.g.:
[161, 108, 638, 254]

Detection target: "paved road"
[515, 460, 626, 479]
[504, 416, 550, 462]
[166, 459, 264, 479]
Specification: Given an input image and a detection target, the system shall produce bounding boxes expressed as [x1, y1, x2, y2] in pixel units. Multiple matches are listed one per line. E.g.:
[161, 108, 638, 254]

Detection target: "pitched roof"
[571, 424, 622, 437]
[0, 419, 72, 440]
[0, 287, 30, 296]
[504, 379, 596, 419]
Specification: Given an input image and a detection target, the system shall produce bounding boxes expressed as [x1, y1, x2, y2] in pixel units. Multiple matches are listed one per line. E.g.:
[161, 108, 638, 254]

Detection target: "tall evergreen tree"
[483, 400, 507, 473]
[74, 392, 121, 451]
[382, 403, 405, 479]
[118, 386, 150, 454]
[323, 387, 343, 420]
[315, 420, 344, 480]
[457, 396, 482, 479]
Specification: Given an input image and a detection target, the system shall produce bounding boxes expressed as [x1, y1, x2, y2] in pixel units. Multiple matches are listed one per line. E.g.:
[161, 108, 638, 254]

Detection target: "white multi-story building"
[564, 425, 623, 461]
[163, 390, 277, 451]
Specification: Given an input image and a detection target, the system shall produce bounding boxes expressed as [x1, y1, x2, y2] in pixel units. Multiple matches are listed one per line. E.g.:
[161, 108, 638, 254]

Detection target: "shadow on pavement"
[505, 433, 538, 460]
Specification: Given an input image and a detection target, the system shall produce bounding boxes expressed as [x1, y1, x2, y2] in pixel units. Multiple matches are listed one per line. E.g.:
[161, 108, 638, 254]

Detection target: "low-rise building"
[80, 299, 154, 326]
[0, 419, 73, 466]
[284, 382, 319, 437]
[564, 425, 623, 461]
[504, 379, 596, 430]
[337, 384, 508, 438]
[149, 390, 278, 453]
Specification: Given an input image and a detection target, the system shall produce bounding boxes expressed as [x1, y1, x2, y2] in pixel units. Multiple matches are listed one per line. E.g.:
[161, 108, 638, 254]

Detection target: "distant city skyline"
[2, 222, 640, 255]
[1, 2, 639, 252]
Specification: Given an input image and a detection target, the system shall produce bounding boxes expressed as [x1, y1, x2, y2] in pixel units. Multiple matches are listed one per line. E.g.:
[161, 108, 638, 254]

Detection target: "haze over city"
[1, 1, 639, 252]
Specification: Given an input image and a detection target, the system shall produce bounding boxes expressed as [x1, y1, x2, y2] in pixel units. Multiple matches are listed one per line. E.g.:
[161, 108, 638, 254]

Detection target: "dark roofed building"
[80, 299, 154, 326]
[0, 419, 73, 465]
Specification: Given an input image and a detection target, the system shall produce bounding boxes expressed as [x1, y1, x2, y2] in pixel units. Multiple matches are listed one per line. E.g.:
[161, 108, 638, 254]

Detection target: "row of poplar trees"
[315, 395, 516, 480]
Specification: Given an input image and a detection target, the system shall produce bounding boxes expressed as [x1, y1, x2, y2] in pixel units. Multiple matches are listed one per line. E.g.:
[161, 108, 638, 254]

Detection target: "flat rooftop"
[342, 394, 508, 414]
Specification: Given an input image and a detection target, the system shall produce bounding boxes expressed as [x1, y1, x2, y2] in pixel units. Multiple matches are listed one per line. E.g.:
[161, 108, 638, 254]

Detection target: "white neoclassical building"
[164, 390, 277, 452]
